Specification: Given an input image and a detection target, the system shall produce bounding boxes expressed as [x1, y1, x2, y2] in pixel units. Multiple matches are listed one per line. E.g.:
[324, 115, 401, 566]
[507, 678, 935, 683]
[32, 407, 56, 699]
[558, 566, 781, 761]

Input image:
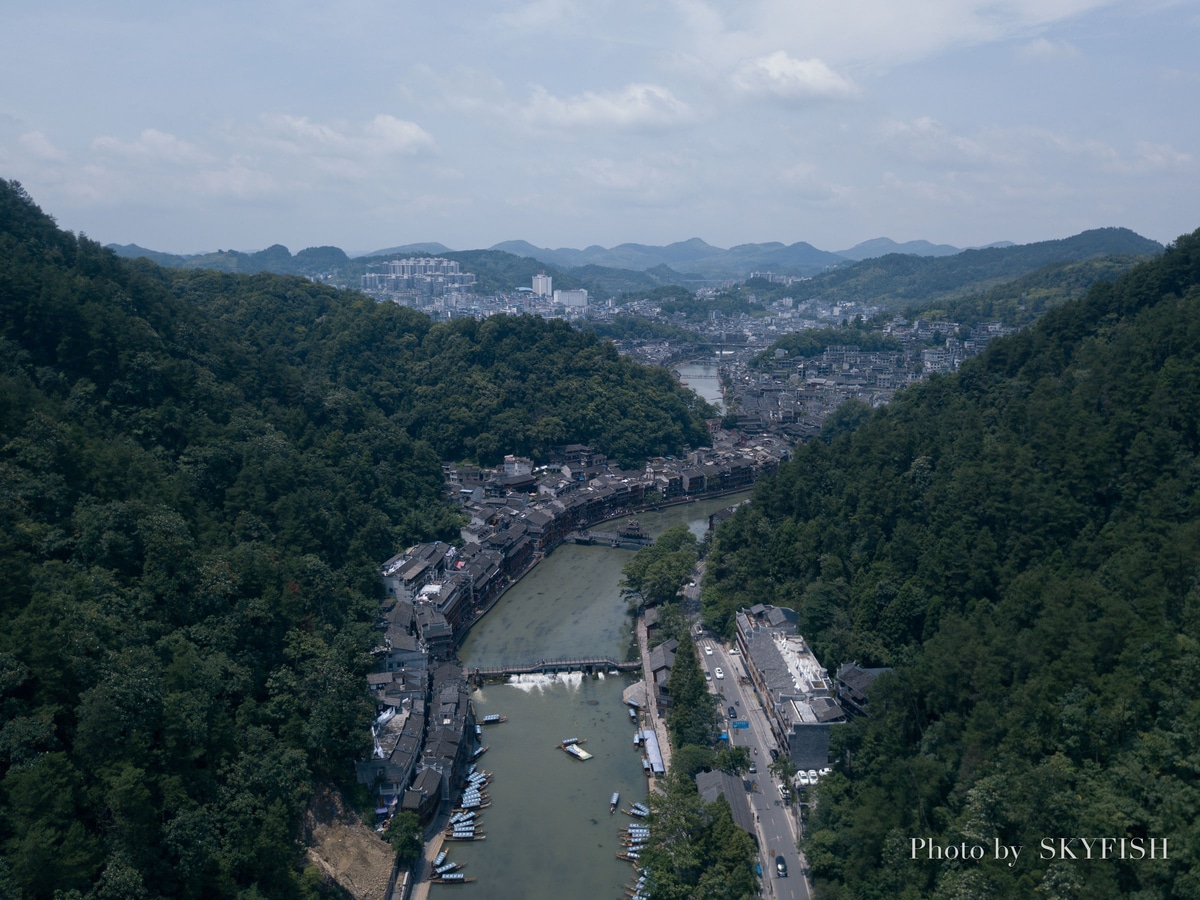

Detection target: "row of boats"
[618, 820, 652, 900]
[432, 716, 508, 883]
[429, 849, 473, 884]
[444, 767, 493, 845]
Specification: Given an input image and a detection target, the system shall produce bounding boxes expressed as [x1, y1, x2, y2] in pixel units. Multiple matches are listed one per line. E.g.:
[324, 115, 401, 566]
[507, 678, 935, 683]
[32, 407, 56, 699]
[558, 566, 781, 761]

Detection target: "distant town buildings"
[360, 257, 477, 303]
[532, 272, 552, 297]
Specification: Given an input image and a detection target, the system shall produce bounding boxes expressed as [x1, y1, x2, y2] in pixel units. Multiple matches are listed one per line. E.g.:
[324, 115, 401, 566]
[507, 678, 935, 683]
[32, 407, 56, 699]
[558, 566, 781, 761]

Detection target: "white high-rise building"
[553, 288, 588, 308]
[532, 272, 553, 297]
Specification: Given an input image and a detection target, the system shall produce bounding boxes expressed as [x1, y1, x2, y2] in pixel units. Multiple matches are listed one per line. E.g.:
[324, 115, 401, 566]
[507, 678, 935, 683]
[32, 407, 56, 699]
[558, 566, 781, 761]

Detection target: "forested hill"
[782, 226, 1163, 310]
[703, 228, 1200, 898]
[0, 179, 711, 899]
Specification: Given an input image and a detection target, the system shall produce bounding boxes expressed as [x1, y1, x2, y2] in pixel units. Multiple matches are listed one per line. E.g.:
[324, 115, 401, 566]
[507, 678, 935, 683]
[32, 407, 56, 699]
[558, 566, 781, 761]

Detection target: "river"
[447, 491, 750, 900]
[676, 360, 724, 413]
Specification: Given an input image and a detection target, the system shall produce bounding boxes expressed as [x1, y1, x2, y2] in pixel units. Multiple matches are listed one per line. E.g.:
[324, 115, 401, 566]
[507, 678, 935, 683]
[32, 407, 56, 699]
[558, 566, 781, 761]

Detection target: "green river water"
[446, 489, 749, 900]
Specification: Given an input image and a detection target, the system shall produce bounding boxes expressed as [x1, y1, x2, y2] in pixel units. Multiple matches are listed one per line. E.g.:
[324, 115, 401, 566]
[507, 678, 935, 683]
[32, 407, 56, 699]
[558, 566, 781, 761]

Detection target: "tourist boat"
[562, 742, 593, 761]
[433, 850, 447, 867]
[456, 800, 491, 810]
[610, 791, 620, 813]
[480, 714, 507, 724]
[431, 872, 477, 883]
[471, 744, 489, 760]
[560, 737, 584, 746]
[434, 861, 463, 875]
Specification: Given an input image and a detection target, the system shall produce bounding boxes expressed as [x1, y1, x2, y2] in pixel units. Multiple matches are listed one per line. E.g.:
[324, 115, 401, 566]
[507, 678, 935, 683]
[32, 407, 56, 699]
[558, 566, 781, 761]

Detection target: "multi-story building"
[735, 604, 846, 769]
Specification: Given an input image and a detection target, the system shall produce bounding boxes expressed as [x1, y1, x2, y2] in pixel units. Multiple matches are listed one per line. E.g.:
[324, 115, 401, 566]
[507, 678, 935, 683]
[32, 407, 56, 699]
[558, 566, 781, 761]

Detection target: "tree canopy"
[703, 226, 1200, 898]
[0, 179, 711, 898]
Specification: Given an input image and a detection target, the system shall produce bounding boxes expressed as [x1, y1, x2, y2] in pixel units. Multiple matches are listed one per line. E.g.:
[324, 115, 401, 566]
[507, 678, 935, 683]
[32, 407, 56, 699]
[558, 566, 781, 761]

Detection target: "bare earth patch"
[303, 785, 398, 900]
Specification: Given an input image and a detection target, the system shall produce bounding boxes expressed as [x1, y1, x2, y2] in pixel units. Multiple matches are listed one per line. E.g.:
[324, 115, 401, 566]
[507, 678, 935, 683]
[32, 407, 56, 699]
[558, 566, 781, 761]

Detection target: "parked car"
[769, 748, 779, 761]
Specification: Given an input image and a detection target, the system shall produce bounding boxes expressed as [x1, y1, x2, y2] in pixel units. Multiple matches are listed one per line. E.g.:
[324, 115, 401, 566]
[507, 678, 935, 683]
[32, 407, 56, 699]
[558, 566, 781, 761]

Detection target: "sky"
[2, 0, 1198, 256]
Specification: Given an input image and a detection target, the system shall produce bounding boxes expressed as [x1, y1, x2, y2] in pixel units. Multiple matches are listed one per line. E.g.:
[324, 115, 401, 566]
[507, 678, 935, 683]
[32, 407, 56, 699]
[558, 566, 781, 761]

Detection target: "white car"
[808, 769, 819, 784]
[714, 667, 724, 680]
[704, 645, 713, 656]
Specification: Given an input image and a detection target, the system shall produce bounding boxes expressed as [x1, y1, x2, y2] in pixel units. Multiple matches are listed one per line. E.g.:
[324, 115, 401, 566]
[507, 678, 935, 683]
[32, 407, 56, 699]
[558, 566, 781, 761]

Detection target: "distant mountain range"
[107, 229, 1162, 296]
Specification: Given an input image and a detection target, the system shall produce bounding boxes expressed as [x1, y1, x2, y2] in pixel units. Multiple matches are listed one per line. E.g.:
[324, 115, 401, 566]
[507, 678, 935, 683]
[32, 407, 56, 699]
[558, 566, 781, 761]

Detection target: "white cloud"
[521, 83, 695, 131]
[1131, 140, 1192, 172]
[254, 113, 436, 158]
[496, 0, 581, 30]
[1019, 37, 1083, 59]
[91, 129, 210, 165]
[734, 51, 859, 102]
[18, 131, 67, 162]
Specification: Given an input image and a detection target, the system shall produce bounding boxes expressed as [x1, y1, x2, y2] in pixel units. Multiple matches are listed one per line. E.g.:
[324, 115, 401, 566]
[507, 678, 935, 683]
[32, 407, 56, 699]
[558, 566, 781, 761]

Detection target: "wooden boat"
[481, 714, 507, 724]
[431, 872, 477, 883]
[610, 791, 620, 813]
[562, 743, 593, 761]
[471, 745, 489, 760]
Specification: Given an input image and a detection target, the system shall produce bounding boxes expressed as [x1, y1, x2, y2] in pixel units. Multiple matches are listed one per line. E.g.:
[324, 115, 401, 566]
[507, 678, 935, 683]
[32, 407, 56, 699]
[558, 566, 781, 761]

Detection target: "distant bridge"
[469, 656, 643, 679]
[565, 530, 654, 548]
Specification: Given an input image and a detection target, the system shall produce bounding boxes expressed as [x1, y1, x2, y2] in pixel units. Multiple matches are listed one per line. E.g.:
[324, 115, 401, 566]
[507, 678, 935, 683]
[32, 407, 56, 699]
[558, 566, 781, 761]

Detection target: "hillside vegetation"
[703, 228, 1200, 898]
[0, 180, 710, 898]
[778, 227, 1162, 311]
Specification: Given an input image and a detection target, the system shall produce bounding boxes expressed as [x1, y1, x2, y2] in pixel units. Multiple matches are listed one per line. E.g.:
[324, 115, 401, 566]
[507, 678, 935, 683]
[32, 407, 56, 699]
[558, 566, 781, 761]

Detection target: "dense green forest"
[702, 228, 1200, 897]
[0, 180, 711, 898]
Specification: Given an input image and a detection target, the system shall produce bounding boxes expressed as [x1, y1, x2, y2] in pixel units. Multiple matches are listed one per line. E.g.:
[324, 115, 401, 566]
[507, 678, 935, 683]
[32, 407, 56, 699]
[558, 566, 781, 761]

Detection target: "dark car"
[769, 748, 779, 761]
[776, 855, 788, 877]
[728, 706, 737, 718]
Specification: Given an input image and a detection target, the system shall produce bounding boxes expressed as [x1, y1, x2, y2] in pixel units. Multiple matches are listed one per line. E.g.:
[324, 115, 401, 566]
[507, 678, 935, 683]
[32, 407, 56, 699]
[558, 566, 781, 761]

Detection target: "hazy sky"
[3, 1, 1197, 255]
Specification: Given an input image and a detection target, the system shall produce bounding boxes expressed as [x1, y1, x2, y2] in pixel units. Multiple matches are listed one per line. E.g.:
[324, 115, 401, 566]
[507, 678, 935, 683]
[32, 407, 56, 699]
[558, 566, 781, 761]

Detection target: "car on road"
[728, 705, 737, 718]
[769, 748, 779, 761]
[776, 856, 788, 877]
[704, 645, 713, 655]
[714, 667, 724, 679]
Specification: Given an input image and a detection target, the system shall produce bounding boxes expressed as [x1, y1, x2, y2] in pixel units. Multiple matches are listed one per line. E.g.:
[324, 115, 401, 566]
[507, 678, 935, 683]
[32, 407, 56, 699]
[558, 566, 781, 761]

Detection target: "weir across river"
[468, 656, 642, 680]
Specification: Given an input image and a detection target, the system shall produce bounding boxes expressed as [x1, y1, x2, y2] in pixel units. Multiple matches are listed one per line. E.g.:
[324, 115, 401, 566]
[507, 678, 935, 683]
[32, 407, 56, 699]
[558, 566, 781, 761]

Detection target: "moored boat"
[431, 872, 477, 883]
[610, 791, 620, 813]
[562, 743, 593, 761]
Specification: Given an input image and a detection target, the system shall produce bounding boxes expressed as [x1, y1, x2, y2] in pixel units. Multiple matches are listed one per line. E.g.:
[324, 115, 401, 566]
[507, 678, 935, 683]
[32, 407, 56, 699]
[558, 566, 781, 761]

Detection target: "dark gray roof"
[695, 770, 756, 835]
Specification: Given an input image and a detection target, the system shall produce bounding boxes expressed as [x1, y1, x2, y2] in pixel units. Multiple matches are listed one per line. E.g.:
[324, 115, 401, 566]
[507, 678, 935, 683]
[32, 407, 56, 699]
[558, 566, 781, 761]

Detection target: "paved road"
[697, 629, 811, 900]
